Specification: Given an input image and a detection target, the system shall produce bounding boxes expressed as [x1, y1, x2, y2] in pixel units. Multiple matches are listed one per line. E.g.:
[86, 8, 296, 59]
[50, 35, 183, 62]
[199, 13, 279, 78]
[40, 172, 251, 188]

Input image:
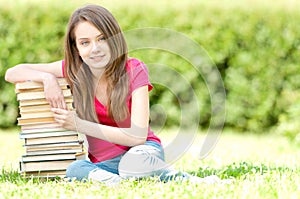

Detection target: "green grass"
[0, 129, 299, 198]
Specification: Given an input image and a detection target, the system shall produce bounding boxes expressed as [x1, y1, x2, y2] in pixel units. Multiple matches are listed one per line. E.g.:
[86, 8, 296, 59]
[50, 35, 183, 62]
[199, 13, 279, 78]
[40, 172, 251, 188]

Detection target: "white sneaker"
[88, 169, 121, 187]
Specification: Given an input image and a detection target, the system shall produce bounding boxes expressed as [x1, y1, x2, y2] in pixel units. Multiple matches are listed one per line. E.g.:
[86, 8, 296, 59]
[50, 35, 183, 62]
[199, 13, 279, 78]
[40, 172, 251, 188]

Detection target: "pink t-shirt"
[62, 58, 161, 163]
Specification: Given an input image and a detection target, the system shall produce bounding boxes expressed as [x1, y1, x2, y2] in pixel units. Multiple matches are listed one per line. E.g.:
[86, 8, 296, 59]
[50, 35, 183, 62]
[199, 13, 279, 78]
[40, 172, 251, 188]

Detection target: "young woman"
[5, 4, 222, 185]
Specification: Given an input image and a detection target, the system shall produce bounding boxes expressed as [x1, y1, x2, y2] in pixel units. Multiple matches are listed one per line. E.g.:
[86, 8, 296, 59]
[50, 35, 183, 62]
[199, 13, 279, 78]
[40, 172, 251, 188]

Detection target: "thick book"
[17, 89, 72, 101]
[21, 127, 67, 134]
[20, 130, 77, 138]
[15, 85, 69, 94]
[20, 111, 54, 119]
[21, 123, 63, 130]
[17, 117, 56, 125]
[21, 170, 66, 178]
[23, 135, 79, 145]
[19, 103, 74, 113]
[19, 97, 73, 106]
[22, 153, 77, 162]
[20, 107, 75, 119]
[20, 159, 74, 172]
[22, 126, 66, 134]
[25, 141, 83, 153]
[21, 151, 86, 162]
[15, 78, 69, 90]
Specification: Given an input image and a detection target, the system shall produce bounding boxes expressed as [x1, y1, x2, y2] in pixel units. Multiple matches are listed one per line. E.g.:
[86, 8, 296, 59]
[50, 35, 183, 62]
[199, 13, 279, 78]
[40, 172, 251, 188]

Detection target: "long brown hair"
[64, 5, 129, 122]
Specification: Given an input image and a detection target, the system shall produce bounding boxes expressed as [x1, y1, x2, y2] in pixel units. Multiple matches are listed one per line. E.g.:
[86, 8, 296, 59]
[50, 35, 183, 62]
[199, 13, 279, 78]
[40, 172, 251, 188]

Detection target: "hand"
[43, 74, 67, 109]
[51, 108, 79, 131]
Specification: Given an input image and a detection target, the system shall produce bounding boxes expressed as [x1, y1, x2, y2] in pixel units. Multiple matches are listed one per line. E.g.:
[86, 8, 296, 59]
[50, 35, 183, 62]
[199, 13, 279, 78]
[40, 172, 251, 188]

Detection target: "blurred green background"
[1, 0, 300, 143]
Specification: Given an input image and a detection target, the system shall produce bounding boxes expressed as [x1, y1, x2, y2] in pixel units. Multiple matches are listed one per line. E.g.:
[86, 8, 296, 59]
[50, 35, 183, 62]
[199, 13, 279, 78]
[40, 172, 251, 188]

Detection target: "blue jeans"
[66, 141, 188, 183]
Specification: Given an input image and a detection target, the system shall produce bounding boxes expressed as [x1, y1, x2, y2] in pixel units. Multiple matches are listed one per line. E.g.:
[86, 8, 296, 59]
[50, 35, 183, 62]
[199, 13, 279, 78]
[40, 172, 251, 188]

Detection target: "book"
[22, 170, 66, 178]
[15, 78, 69, 90]
[75, 151, 87, 160]
[22, 153, 77, 162]
[21, 127, 67, 134]
[20, 107, 75, 119]
[20, 130, 77, 137]
[19, 103, 73, 113]
[19, 97, 73, 106]
[20, 111, 54, 119]
[17, 117, 56, 125]
[25, 141, 83, 153]
[17, 89, 72, 101]
[25, 148, 84, 156]
[21, 151, 86, 162]
[24, 135, 79, 145]
[15, 85, 69, 94]
[20, 159, 74, 172]
[21, 122, 63, 130]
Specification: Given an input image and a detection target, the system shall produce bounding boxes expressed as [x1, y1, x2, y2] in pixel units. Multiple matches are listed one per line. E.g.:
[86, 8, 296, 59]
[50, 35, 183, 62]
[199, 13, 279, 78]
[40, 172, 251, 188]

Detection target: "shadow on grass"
[191, 161, 297, 179]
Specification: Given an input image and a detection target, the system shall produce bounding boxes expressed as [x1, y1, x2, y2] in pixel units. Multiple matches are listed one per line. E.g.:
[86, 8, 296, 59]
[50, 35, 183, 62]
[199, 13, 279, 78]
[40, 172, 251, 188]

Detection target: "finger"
[53, 122, 63, 127]
[54, 117, 65, 125]
[55, 98, 65, 109]
[51, 107, 67, 115]
[50, 100, 59, 108]
[52, 113, 68, 126]
[61, 101, 67, 110]
[55, 102, 62, 109]
[56, 95, 65, 109]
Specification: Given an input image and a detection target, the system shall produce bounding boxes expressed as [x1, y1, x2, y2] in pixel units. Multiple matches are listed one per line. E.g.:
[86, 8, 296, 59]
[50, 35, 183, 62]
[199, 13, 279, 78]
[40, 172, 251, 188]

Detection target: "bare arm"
[52, 86, 150, 146]
[5, 61, 67, 109]
[5, 61, 63, 83]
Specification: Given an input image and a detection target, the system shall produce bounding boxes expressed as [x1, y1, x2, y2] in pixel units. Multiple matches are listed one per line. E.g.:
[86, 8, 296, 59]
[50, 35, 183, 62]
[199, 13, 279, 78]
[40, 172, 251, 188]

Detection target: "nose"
[91, 41, 101, 53]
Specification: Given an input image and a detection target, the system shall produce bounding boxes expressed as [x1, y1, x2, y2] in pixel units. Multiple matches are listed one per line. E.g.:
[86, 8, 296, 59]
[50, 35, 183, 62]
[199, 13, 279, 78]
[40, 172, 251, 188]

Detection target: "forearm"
[74, 117, 148, 147]
[5, 61, 63, 84]
[5, 64, 54, 83]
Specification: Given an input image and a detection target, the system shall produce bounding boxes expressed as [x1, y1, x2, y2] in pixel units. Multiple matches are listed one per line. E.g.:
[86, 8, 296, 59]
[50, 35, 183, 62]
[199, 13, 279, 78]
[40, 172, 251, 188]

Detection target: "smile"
[90, 55, 105, 61]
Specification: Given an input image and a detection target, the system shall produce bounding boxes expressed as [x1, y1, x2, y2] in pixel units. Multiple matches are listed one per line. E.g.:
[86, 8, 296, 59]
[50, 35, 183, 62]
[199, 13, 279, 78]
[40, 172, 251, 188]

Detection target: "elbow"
[127, 128, 148, 146]
[5, 68, 14, 83]
[131, 137, 147, 146]
[5, 64, 23, 83]
[5, 64, 27, 83]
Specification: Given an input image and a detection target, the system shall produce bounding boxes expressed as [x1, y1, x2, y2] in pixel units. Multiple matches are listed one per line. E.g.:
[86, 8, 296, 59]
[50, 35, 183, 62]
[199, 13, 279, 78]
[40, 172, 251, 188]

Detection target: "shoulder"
[125, 57, 153, 91]
[126, 57, 148, 75]
[126, 57, 147, 70]
[126, 57, 149, 77]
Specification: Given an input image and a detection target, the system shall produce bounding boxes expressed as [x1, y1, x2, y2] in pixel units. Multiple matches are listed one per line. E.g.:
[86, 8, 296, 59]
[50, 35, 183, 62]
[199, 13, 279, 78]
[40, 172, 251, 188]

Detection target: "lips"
[90, 55, 105, 62]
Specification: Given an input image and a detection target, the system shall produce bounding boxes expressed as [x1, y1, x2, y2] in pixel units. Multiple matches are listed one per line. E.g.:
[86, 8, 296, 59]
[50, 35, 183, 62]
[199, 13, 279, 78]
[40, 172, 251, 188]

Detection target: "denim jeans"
[65, 140, 189, 183]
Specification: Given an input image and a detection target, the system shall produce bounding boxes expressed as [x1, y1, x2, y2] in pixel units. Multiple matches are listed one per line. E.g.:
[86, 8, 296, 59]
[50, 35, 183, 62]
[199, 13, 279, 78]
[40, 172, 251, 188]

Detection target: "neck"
[90, 68, 105, 81]
[93, 71, 107, 86]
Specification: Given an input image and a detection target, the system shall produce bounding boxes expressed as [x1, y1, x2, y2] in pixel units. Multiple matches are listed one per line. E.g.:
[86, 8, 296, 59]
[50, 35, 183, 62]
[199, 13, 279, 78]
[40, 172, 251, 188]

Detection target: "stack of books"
[15, 78, 85, 178]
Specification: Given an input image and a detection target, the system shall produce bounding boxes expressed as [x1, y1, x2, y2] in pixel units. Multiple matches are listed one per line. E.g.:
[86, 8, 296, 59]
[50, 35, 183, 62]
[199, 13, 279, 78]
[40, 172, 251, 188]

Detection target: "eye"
[81, 41, 90, 46]
[97, 36, 106, 42]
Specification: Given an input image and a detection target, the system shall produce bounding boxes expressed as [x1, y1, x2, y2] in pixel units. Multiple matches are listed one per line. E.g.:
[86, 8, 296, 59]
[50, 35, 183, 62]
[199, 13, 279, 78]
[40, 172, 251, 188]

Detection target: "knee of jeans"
[127, 145, 164, 160]
[65, 160, 92, 180]
[118, 145, 167, 179]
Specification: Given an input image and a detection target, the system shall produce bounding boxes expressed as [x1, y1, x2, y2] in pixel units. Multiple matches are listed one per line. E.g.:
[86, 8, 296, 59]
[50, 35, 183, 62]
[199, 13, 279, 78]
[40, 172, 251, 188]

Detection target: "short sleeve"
[127, 58, 153, 93]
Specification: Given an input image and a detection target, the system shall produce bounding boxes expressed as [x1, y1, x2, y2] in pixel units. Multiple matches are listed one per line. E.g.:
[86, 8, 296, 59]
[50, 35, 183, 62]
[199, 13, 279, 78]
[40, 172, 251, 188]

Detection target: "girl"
[5, 4, 222, 185]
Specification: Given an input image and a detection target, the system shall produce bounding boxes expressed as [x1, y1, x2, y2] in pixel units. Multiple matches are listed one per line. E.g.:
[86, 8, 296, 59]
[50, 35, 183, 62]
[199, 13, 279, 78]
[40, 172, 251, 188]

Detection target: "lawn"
[0, 129, 299, 199]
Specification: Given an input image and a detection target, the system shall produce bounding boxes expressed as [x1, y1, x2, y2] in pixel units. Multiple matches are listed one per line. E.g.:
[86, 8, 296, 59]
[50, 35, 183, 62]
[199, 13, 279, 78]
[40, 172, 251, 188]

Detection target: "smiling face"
[74, 21, 111, 74]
